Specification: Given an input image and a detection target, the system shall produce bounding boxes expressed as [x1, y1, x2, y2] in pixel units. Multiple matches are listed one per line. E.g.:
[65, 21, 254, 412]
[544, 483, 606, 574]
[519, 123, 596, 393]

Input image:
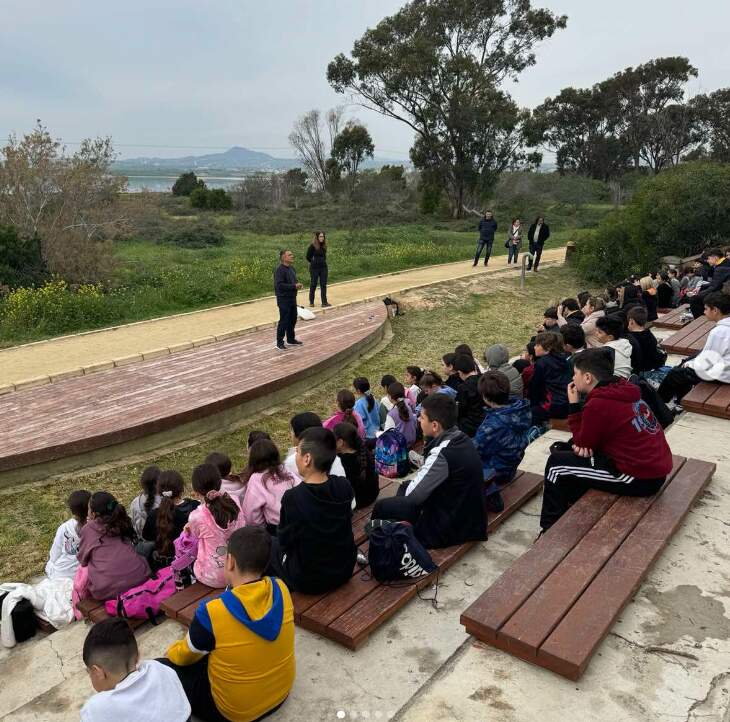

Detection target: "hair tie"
[206, 490, 221, 501]
[106, 500, 117, 513]
[161, 490, 173, 498]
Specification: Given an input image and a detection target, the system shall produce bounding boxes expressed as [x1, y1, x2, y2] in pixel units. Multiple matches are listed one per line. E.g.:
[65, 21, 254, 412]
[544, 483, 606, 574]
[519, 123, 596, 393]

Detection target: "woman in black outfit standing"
[306, 230, 331, 307]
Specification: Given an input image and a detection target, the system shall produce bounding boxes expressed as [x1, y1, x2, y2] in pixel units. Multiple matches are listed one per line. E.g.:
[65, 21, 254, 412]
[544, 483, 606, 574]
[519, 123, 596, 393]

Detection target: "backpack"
[383, 297, 401, 318]
[0, 592, 37, 644]
[374, 429, 409, 478]
[635, 379, 675, 430]
[104, 567, 176, 623]
[366, 521, 437, 582]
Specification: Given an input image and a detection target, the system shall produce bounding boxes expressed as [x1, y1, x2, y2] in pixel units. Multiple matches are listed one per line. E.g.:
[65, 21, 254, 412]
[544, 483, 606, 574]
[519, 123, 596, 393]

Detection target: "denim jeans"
[507, 243, 519, 263]
[474, 239, 494, 264]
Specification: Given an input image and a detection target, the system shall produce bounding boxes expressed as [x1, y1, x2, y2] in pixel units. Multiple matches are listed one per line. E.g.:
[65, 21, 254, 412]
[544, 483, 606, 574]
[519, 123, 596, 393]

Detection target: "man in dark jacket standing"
[473, 210, 498, 267]
[526, 216, 550, 271]
[690, 248, 730, 318]
[371, 395, 487, 548]
[274, 249, 303, 350]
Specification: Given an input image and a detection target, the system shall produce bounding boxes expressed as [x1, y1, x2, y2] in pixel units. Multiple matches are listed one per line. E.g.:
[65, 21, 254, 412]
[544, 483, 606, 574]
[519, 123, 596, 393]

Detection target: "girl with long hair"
[45, 489, 92, 580]
[506, 217, 522, 265]
[78, 492, 150, 599]
[334, 422, 379, 508]
[383, 381, 417, 447]
[141, 470, 199, 570]
[241, 438, 297, 532]
[129, 465, 161, 537]
[306, 230, 331, 307]
[403, 366, 424, 407]
[186, 463, 244, 587]
[352, 377, 380, 441]
[323, 389, 366, 439]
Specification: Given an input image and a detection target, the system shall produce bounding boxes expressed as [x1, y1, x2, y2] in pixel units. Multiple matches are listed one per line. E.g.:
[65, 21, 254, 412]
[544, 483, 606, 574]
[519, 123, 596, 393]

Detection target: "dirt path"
[0, 248, 565, 389]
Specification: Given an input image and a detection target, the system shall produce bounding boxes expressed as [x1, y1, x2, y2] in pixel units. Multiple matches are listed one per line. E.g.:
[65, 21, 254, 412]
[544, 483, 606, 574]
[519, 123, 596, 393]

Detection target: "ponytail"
[336, 389, 356, 419]
[139, 465, 161, 514]
[156, 470, 184, 558]
[387, 382, 411, 422]
[192, 463, 239, 529]
[353, 377, 375, 412]
[406, 366, 424, 384]
[68, 489, 91, 536]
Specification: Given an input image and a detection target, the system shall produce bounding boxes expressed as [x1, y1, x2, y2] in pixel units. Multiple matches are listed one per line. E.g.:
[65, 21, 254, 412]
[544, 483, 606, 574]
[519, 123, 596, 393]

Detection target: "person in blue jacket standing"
[473, 210, 498, 267]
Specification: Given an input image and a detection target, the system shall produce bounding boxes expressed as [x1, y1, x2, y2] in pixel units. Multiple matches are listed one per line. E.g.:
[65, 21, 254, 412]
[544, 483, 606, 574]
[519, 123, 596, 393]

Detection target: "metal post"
[520, 252, 535, 289]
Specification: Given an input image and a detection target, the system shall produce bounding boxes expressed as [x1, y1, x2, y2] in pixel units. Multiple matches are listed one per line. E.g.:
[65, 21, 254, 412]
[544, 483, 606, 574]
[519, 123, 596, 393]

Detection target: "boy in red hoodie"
[540, 348, 673, 531]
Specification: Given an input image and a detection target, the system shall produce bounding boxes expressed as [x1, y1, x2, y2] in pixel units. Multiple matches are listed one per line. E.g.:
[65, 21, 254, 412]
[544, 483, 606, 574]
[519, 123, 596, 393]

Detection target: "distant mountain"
[113, 146, 408, 174]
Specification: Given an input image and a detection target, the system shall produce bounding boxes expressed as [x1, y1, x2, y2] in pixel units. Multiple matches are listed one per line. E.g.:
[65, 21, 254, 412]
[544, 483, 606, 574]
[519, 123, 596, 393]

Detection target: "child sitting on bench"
[78, 492, 150, 601]
[164, 527, 295, 722]
[284, 412, 347, 481]
[658, 291, 730, 404]
[323, 389, 366, 439]
[529, 332, 571, 425]
[594, 315, 636, 379]
[540, 348, 673, 531]
[269, 427, 357, 594]
[371, 395, 487, 548]
[474, 371, 531, 513]
[205, 452, 245, 505]
[626, 306, 669, 384]
[46, 489, 91, 581]
[454, 353, 485, 437]
[81, 618, 190, 722]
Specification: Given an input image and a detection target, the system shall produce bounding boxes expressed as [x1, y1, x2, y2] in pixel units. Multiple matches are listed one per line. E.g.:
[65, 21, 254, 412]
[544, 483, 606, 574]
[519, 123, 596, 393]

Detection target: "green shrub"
[172, 172, 206, 196]
[0, 225, 48, 290]
[0, 279, 124, 339]
[162, 222, 225, 248]
[189, 187, 209, 209]
[207, 188, 233, 211]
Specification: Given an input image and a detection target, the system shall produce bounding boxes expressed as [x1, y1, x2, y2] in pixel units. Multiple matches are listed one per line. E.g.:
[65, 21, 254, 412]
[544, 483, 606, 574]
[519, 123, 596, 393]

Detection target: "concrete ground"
[2, 404, 729, 722]
[0, 249, 564, 389]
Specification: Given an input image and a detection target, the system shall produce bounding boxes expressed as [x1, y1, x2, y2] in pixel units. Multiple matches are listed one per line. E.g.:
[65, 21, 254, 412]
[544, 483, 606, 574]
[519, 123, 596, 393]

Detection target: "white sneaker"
[409, 450, 425, 468]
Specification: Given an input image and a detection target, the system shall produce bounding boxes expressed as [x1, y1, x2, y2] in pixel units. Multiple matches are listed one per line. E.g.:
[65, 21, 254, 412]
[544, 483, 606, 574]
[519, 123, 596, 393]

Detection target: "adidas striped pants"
[540, 444, 664, 531]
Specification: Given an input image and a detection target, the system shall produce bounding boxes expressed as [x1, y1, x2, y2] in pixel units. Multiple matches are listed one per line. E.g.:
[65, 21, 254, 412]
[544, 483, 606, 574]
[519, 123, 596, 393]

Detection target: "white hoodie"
[605, 338, 633, 379]
[686, 317, 730, 383]
[45, 518, 82, 580]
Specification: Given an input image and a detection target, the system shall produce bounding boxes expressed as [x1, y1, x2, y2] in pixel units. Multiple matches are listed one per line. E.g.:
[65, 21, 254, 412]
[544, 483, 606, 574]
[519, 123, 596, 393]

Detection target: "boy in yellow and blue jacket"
[163, 526, 295, 722]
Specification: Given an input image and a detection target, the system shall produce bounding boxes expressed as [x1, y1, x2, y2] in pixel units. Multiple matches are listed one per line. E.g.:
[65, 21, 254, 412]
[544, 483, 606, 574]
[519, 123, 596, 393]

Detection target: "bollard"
[520, 252, 535, 289]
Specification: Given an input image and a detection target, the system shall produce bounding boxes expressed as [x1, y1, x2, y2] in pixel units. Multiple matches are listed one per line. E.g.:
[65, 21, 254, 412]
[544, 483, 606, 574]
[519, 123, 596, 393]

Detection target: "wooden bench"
[460, 455, 714, 681]
[682, 382, 730, 419]
[76, 598, 148, 629]
[162, 471, 544, 650]
[653, 304, 691, 330]
[549, 418, 570, 432]
[661, 316, 715, 356]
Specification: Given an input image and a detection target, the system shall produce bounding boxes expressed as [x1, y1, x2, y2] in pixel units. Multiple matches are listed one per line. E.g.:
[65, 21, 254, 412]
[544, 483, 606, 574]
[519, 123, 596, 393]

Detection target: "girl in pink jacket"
[323, 389, 366, 439]
[241, 438, 298, 533]
[186, 463, 244, 588]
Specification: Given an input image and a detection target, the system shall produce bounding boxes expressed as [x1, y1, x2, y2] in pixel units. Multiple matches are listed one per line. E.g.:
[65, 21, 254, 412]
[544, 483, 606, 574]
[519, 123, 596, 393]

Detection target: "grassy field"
[0, 199, 612, 346]
[0, 265, 595, 582]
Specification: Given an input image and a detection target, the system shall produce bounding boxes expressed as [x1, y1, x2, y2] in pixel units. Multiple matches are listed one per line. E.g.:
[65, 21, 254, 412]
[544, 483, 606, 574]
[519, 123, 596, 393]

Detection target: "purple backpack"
[104, 566, 176, 622]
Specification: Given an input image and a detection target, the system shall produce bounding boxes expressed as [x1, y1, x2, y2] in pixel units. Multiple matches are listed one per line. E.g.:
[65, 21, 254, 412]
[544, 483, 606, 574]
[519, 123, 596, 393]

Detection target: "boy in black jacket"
[371, 395, 487, 548]
[269, 427, 356, 594]
[454, 353, 485, 437]
[627, 306, 667, 376]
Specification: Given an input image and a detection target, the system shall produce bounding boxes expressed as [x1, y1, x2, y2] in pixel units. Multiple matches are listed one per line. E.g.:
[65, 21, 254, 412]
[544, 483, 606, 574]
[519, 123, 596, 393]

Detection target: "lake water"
[122, 175, 243, 193]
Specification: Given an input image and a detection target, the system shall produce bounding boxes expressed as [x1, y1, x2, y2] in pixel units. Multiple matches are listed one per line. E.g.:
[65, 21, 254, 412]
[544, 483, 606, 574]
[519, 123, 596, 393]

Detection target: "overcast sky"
[1, 0, 728, 160]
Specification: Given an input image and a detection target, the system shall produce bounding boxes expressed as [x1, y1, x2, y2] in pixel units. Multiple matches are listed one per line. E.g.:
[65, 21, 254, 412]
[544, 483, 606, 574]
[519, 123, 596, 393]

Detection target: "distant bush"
[172, 172, 206, 197]
[0, 225, 48, 291]
[190, 187, 232, 210]
[162, 221, 226, 248]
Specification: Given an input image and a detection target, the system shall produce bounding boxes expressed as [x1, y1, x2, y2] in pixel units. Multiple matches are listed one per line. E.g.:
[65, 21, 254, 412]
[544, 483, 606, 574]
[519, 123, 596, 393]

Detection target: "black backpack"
[366, 521, 437, 582]
[0, 593, 37, 644]
[636, 378, 675, 429]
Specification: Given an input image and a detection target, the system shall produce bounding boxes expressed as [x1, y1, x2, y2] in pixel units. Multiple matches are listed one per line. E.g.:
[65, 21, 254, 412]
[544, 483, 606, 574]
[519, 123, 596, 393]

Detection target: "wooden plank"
[327, 472, 543, 650]
[683, 382, 730, 419]
[160, 583, 213, 620]
[496, 458, 686, 660]
[661, 317, 714, 355]
[653, 304, 690, 330]
[178, 589, 224, 627]
[537, 457, 715, 680]
[461, 491, 618, 643]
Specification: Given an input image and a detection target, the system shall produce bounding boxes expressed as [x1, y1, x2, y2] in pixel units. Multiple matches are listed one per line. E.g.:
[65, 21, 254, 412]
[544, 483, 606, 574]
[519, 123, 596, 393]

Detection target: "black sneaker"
[322, 302, 332, 307]
[288, 339, 303, 346]
[276, 343, 287, 351]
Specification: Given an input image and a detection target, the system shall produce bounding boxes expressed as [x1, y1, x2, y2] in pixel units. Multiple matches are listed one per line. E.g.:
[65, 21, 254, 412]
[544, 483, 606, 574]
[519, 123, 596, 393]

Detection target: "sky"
[1, 0, 728, 161]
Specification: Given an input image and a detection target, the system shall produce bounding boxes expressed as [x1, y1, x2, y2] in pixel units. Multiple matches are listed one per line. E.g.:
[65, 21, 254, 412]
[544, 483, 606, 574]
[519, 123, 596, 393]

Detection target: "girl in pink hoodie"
[241, 438, 297, 533]
[323, 389, 366, 439]
[186, 463, 244, 588]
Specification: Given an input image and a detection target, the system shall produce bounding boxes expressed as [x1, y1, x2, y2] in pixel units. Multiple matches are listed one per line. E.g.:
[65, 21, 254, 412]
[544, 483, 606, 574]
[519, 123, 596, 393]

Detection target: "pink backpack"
[104, 567, 176, 622]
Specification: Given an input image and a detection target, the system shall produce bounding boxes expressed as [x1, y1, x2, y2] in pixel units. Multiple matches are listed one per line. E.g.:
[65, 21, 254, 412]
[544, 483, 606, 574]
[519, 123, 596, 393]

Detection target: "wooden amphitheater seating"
[460, 455, 714, 681]
[661, 316, 715, 356]
[76, 598, 148, 629]
[653, 304, 691, 330]
[682, 382, 730, 420]
[162, 471, 544, 650]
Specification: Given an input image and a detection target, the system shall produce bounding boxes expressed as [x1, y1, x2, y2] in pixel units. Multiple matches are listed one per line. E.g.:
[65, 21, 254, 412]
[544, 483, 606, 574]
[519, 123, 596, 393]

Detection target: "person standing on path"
[274, 249, 303, 351]
[506, 218, 522, 265]
[473, 210, 498, 267]
[306, 231, 331, 307]
[526, 216, 550, 271]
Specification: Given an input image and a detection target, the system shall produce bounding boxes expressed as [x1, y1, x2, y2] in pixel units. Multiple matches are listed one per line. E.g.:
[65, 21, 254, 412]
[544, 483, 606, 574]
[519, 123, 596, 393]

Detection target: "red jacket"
[568, 379, 673, 479]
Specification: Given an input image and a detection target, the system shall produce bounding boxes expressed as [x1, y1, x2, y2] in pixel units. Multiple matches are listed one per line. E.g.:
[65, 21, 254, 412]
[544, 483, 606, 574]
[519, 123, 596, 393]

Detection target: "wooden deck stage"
[0, 302, 387, 475]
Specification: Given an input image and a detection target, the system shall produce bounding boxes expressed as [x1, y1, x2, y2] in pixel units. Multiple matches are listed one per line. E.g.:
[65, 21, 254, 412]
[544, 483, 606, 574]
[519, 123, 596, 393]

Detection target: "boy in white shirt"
[594, 315, 635, 379]
[284, 412, 346, 481]
[45, 490, 91, 580]
[659, 292, 730, 405]
[81, 618, 190, 722]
